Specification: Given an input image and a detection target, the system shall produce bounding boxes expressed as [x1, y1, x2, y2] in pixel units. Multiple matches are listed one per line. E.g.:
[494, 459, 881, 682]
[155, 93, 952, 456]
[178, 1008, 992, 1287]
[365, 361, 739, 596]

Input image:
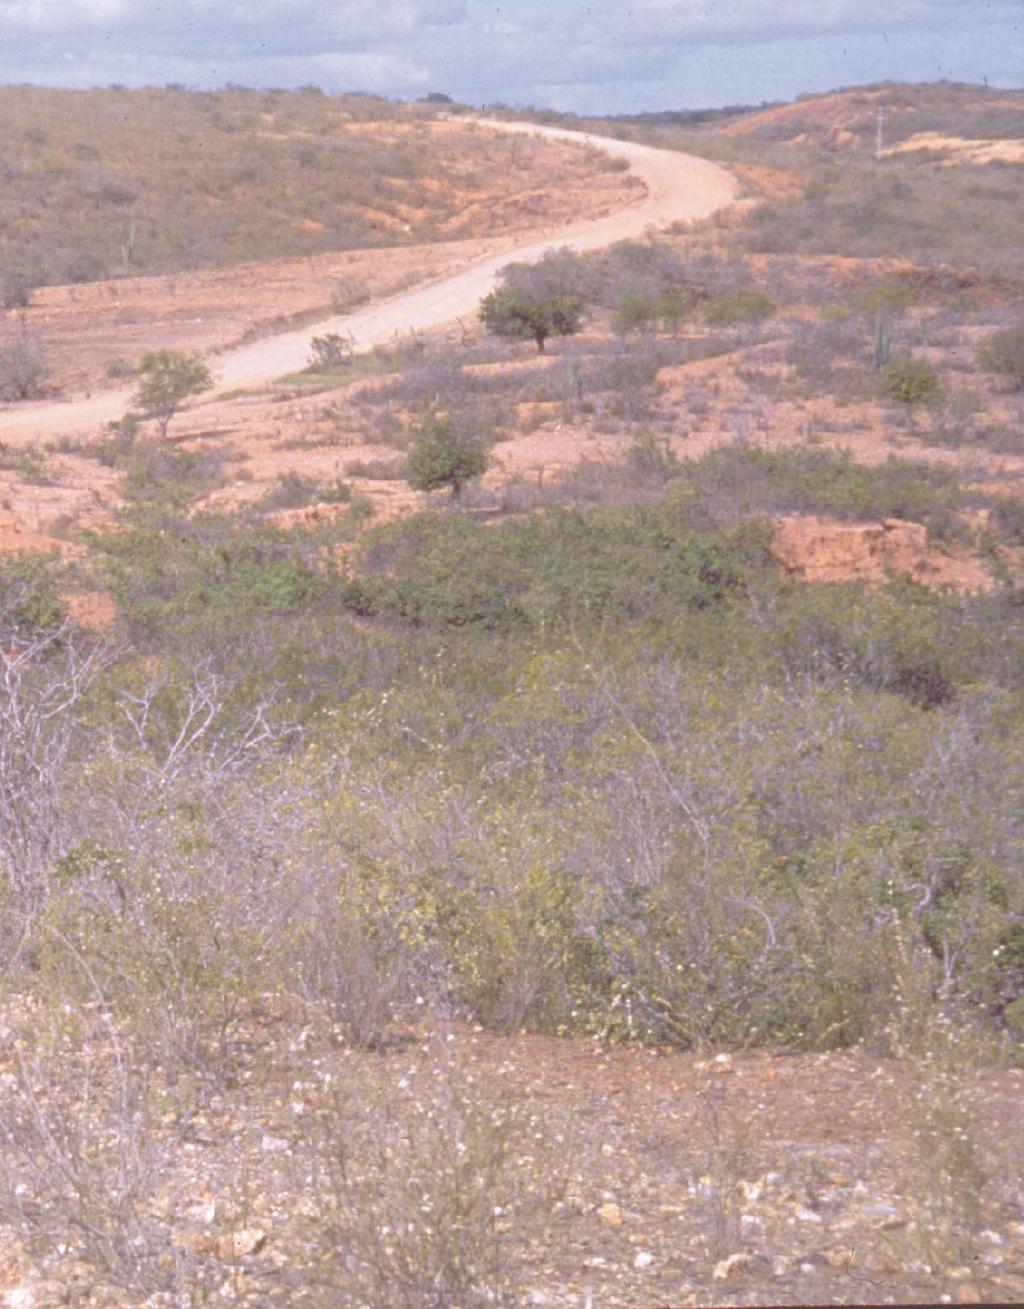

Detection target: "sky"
[0, 1, 1020, 114]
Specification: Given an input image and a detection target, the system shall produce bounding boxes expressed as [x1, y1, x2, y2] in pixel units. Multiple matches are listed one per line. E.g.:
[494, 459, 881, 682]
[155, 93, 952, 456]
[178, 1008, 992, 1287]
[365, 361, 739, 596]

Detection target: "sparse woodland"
[1, 82, 1024, 1307]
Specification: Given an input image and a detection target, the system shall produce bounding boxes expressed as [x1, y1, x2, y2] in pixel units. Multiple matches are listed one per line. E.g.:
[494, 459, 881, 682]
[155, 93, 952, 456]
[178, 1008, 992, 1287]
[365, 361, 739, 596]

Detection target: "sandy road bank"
[0, 121, 738, 445]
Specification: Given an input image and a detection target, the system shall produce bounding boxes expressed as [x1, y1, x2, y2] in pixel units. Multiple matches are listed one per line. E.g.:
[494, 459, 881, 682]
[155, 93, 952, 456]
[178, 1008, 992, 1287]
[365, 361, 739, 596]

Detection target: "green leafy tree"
[134, 349, 212, 438]
[406, 418, 489, 503]
[479, 250, 588, 353]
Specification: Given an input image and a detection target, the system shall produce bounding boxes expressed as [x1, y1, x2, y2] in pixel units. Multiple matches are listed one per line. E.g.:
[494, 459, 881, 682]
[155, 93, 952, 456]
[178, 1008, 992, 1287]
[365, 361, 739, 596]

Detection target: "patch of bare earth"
[1, 1013, 1022, 1309]
[883, 132, 1024, 167]
[770, 515, 1003, 591]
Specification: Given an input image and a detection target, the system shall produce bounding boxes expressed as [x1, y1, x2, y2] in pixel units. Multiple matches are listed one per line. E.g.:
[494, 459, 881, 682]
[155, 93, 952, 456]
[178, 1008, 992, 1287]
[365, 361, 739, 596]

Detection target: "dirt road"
[0, 121, 738, 446]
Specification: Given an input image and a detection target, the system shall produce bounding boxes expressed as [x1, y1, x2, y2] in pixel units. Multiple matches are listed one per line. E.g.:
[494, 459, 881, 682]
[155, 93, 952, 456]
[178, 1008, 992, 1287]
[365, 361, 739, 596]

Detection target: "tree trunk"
[534, 331, 547, 354]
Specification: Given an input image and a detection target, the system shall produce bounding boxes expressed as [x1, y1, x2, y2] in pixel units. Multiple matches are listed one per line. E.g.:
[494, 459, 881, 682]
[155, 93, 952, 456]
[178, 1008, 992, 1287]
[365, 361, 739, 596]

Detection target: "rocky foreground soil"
[1, 1014, 1022, 1308]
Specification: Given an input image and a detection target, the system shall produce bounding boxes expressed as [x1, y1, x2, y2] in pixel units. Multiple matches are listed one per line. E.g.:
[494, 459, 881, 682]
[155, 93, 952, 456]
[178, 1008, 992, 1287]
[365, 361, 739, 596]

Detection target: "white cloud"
[0, 0, 129, 27]
[0, 0, 1018, 109]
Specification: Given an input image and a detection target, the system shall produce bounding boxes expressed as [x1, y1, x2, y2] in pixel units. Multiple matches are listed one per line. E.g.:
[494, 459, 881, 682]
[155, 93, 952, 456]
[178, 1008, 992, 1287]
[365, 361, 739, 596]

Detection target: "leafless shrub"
[114, 657, 292, 786]
[884, 936, 992, 1272]
[345, 455, 408, 480]
[258, 471, 352, 512]
[0, 337, 49, 400]
[290, 1035, 560, 1309]
[329, 280, 370, 315]
[786, 317, 879, 401]
[0, 629, 113, 923]
[0, 993, 191, 1296]
[289, 884, 410, 1052]
[686, 1064, 768, 1259]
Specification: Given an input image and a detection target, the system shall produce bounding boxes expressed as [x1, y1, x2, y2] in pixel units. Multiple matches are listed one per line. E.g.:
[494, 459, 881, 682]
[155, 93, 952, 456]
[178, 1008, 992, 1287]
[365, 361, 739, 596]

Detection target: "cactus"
[872, 310, 893, 370]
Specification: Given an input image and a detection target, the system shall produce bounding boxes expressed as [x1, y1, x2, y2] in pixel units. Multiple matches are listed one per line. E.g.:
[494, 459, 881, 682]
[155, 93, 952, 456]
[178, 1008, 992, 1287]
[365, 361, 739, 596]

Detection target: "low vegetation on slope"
[1, 442, 1021, 1065]
[0, 84, 623, 297]
[559, 82, 1024, 278]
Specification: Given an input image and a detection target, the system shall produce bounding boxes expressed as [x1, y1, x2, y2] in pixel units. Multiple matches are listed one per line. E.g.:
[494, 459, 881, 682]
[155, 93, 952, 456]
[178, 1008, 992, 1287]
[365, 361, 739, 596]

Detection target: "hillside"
[0, 85, 635, 297]
[571, 82, 1024, 278]
[720, 80, 1024, 153]
[1, 87, 1024, 1309]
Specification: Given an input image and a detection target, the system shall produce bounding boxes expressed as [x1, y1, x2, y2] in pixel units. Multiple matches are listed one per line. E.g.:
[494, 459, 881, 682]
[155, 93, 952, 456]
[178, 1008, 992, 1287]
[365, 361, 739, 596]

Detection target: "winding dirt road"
[0, 121, 738, 446]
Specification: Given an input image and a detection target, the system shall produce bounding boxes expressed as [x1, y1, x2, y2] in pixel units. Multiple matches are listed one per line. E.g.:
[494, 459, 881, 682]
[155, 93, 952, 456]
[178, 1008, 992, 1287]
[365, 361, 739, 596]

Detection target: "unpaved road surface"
[0, 121, 738, 445]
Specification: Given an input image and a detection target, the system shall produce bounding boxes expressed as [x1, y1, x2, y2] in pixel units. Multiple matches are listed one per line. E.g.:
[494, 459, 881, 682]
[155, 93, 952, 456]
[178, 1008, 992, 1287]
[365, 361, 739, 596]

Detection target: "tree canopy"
[406, 417, 489, 502]
[134, 349, 212, 438]
[479, 248, 589, 353]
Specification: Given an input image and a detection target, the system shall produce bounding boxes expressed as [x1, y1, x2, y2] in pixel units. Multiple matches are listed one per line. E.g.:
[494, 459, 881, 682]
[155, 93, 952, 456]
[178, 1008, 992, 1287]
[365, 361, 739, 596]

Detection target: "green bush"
[681, 446, 964, 540]
[884, 354, 942, 407]
[702, 290, 775, 325]
[95, 515, 332, 645]
[0, 553, 65, 640]
[345, 504, 768, 630]
[978, 326, 1024, 391]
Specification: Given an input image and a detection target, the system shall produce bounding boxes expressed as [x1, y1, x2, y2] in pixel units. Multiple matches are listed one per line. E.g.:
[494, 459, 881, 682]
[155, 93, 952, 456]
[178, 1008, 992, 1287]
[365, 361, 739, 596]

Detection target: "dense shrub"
[258, 471, 352, 512]
[7, 445, 1024, 1066]
[884, 354, 943, 407]
[978, 326, 1024, 391]
[679, 446, 965, 540]
[0, 553, 65, 640]
[94, 515, 335, 645]
[0, 86, 621, 285]
[0, 339, 49, 400]
[345, 505, 768, 629]
[702, 289, 775, 325]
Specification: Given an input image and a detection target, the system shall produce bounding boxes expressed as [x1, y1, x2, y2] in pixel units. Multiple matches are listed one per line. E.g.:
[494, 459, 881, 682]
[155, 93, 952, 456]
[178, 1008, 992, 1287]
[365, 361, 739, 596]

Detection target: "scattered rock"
[2, 1289, 36, 1309]
[215, 1229, 267, 1261]
[599, 1202, 623, 1227]
[713, 1251, 752, 1280]
[2, 1285, 62, 1309]
[634, 1251, 654, 1270]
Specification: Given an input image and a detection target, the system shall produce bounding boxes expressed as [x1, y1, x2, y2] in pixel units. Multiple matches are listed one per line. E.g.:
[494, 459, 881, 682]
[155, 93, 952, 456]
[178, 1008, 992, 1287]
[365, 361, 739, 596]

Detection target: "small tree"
[406, 418, 489, 503]
[479, 250, 588, 354]
[309, 332, 354, 372]
[0, 340, 48, 401]
[978, 327, 1024, 391]
[0, 266, 38, 311]
[134, 349, 211, 438]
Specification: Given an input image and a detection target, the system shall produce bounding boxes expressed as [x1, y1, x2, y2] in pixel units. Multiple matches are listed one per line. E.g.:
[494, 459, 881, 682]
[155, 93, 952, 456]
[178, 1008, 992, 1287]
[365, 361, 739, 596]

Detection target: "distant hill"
[718, 81, 1023, 154]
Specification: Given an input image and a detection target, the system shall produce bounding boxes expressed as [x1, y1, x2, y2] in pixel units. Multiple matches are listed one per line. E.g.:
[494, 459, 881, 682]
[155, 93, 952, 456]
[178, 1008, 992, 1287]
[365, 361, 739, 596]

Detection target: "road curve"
[0, 121, 738, 445]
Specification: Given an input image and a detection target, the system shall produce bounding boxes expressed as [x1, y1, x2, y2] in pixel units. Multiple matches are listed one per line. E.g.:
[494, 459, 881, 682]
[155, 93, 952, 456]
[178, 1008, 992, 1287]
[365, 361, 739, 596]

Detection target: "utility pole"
[875, 105, 886, 161]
